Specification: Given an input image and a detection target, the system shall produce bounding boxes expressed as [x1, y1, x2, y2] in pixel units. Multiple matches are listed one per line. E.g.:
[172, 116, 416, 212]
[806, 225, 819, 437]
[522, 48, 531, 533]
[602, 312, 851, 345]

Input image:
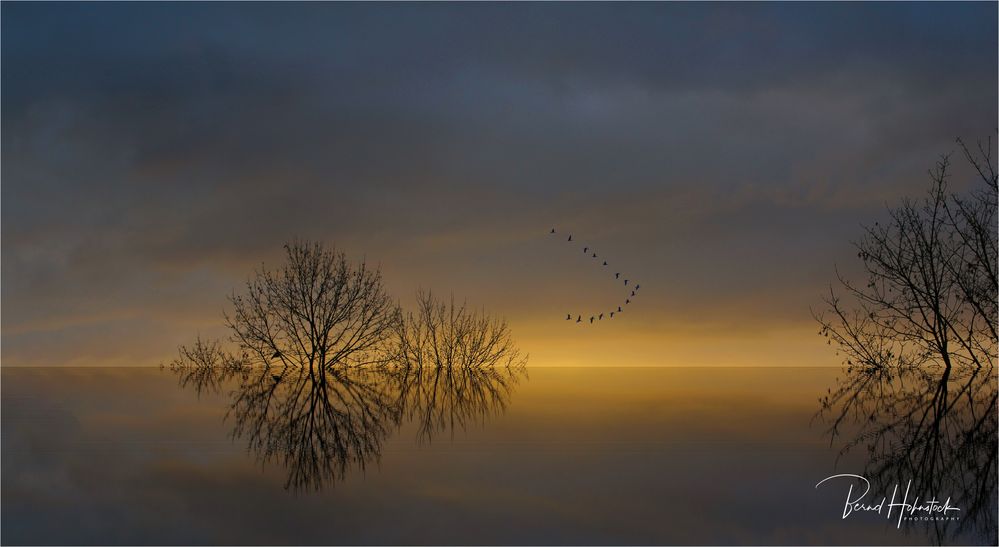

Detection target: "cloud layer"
[3, 3, 996, 366]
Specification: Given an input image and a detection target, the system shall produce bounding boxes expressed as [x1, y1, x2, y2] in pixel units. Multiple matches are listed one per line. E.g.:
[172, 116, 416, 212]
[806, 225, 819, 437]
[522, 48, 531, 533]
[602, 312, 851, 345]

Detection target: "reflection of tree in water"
[230, 366, 403, 491]
[168, 341, 526, 492]
[815, 141, 997, 544]
[396, 364, 526, 446]
[818, 364, 997, 544]
[167, 271, 527, 491]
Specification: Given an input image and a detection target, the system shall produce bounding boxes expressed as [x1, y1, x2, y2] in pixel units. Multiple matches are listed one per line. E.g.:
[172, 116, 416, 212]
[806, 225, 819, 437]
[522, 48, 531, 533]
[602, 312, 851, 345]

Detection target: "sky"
[2, 2, 997, 367]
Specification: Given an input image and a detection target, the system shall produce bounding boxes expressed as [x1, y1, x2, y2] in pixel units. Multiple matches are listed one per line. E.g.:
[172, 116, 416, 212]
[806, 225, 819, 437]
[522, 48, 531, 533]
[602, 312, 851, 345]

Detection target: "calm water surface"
[2, 366, 994, 545]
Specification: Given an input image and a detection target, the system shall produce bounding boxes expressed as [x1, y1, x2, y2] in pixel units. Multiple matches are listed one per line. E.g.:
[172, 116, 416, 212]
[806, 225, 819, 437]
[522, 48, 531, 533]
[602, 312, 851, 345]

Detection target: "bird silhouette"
[635, 284, 640, 290]
[590, 316, 594, 323]
[631, 291, 635, 296]
[568, 235, 572, 241]
[576, 316, 582, 323]
[615, 273, 620, 279]
[624, 279, 629, 286]
[602, 261, 607, 266]
[592, 253, 597, 258]
[583, 247, 588, 253]
[625, 299, 630, 304]
[599, 313, 603, 320]
[566, 313, 571, 320]
[617, 306, 622, 312]
[610, 312, 615, 318]
[550, 228, 556, 234]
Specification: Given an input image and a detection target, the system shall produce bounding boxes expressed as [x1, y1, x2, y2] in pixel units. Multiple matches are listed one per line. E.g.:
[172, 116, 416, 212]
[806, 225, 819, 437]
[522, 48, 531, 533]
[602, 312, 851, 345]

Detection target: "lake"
[2, 366, 994, 545]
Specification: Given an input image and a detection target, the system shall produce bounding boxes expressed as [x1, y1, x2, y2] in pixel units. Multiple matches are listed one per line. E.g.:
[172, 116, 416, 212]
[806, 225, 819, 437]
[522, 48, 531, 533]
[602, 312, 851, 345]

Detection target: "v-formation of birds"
[550, 227, 640, 324]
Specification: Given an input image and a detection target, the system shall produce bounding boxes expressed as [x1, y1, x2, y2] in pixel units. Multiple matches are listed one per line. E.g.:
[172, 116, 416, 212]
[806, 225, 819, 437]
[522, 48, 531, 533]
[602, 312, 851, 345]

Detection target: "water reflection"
[817, 364, 997, 544]
[167, 291, 527, 492]
[7, 365, 937, 545]
[396, 364, 525, 445]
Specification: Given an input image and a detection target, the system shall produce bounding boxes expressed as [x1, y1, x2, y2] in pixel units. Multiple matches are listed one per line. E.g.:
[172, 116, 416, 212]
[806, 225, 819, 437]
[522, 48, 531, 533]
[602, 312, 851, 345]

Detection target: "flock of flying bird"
[550, 227, 640, 324]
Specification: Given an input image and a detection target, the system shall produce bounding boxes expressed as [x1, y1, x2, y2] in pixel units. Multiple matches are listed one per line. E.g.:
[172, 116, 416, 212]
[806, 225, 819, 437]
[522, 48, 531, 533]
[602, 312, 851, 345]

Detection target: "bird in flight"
[599, 313, 604, 320]
[610, 312, 615, 318]
[617, 306, 622, 312]
[583, 247, 588, 253]
[625, 299, 630, 304]
[566, 313, 571, 320]
[590, 316, 595, 323]
[568, 235, 572, 241]
[635, 284, 640, 290]
[550, 228, 556, 234]
[624, 279, 629, 286]
[615, 272, 620, 279]
[631, 290, 635, 296]
[576, 315, 582, 323]
[592, 253, 597, 258]
[602, 261, 607, 266]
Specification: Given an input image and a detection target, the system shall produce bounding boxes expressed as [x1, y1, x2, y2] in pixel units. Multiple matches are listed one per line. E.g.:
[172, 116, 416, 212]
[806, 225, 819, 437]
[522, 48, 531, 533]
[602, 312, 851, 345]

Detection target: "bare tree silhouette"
[815, 137, 998, 544]
[815, 138, 997, 374]
[164, 336, 249, 397]
[391, 289, 527, 372]
[226, 239, 400, 371]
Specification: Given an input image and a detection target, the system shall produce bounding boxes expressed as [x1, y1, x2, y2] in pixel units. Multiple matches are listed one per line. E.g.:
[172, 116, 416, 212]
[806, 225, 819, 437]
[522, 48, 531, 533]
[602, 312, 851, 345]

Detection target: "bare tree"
[225, 240, 400, 371]
[814, 137, 998, 544]
[391, 289, 528, 372]
[163, 335, 250, 396]
[815, 138, 997, 375]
